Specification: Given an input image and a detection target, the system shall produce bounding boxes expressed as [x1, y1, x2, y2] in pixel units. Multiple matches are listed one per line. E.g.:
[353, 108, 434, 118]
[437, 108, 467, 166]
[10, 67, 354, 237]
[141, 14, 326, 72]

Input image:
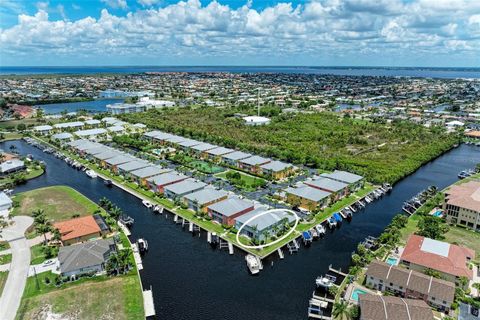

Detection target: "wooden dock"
[143, 288, 156, 317]
[277, 248, 284, 259]
[117, 220, 131, 236]
[228, 242, 234, 255]
[132, 243, 143, 271]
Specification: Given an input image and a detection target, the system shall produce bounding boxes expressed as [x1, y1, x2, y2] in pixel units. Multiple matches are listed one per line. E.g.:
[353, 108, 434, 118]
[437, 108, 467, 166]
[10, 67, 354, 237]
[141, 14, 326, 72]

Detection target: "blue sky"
[1, 0, 479, 67]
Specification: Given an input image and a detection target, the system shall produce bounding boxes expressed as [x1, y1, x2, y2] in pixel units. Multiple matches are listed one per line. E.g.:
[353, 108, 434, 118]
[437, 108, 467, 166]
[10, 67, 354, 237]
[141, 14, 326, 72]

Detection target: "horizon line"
[1, 65, 480, 69]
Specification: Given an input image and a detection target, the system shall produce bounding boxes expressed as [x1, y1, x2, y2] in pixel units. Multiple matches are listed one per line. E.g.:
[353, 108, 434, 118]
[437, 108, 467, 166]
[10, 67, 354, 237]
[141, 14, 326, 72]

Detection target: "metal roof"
[239, 155, 271, 166]
[205, 147, 235, 156]
[147, 172, 187, 186]
[260, 160, 292, 172]
[320, 170, 363, 184]
[183, 188, 228, 205]
[222, 151, 252, 161]
[236, 207, 295, 232]
[207, 197, 254, 217]
[74, 128, 107, 137]
[305, 177, 348, 192]
[190, 143, 218, 152]
[285, 184, 331, 202]
[117, 160, 151, 172]
[52, 132, 73, 140]
[421, 238, 450, 257]
[130, 166, 170, 178]
[164, 178, 206, 195]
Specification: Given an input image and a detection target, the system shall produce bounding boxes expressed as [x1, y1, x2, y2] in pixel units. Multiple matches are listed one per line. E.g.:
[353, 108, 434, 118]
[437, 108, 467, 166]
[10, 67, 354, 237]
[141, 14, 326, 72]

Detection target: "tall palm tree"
[332, 300, 351, 320]
[109, 206, 123, 220]
[33, 212, 52, 244]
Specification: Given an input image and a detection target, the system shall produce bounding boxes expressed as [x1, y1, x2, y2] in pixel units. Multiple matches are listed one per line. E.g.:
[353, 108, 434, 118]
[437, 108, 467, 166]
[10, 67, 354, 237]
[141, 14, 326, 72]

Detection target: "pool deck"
[344, 283, 376, 304]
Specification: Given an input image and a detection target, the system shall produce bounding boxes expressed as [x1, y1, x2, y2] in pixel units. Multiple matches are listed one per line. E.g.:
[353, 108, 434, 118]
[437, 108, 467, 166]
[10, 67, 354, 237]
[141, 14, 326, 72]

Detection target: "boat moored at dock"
[245, 254, 261, 275]
[85, 169, 98, 178]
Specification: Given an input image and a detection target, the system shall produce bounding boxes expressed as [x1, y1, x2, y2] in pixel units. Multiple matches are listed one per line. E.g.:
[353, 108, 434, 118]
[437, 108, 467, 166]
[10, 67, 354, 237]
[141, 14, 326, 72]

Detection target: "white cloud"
[137, 0, 161, 6]
[1, 0, 479, 65]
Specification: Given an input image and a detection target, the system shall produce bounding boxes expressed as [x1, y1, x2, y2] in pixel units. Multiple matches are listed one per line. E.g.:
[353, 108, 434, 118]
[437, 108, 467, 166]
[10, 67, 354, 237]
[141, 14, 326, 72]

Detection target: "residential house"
[129, 166, 171, 186]
[74, 128, 108, 140]
[33, 125, 53, 135]
[400, 234, 475, 286]
[0, 159, 25, 176]
[51, 132, 74, 144]
[285, 184, 331, 211]
[320, 170, 364, 191]
[58, 238, 116, 278]
[163, 178, 206, 200]
[177, 139, 202, 151]
[84, 119, 101, 128]
[0, 192, 13, 217]
[182, 187, 228, 213]
[103, 154, 136, 173]
[92, 150, 121, 167]
[146, 171, 188, 194]
[359, 294, 434, 320]
[365, 260, 455, 312]
[116, 160, 150, 177]
[190, 143, 218, 158]
[443, 181, 480, 232]
[304, 177, 349, 201]
[221, 151, 252, 167]
[235, 206, 295, 242]
[207, 197, 254, 226]
[53, 215, 105, 245]
[54, 121, 84, 132]
[204, 147, 235, 163]
[238, 156, 271, 174]
[259, 160, 294, 180]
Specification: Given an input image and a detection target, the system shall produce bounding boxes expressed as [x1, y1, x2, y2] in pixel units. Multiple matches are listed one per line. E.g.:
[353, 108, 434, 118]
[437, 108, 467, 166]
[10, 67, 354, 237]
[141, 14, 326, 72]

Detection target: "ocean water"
[1, 66, 480, 79]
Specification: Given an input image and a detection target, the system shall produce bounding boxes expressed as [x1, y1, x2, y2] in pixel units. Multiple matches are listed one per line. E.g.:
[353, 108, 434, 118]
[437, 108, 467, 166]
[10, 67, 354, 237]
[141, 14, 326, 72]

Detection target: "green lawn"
[0, 253, 12, 265]
[0, 165, 44, 188]
[216, 169, 266, 191]
[0, 132, 23, 141]
[30, 244, 47, 265]
[189, 160, 224, 174]
[16, 272, 144, 320]
[0, 241, 9, 251]
[443, 226, 480, 261]
[0, 271, 8, 297]
[11, 185, 101, 222]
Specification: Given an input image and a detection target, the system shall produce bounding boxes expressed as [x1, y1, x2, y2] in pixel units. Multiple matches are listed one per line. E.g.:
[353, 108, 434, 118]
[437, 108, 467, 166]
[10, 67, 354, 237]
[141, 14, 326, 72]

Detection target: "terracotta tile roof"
[400, 234, 474, 279]
[445, 181, 480, 212]
[359, 294, 434, 320]
[54, 216, 101, 242]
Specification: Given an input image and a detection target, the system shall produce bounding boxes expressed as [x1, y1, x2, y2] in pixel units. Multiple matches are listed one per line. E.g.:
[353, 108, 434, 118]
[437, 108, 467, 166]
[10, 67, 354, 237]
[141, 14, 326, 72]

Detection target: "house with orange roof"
[53, 215, 107, 245]
[400, 234, 475, 287]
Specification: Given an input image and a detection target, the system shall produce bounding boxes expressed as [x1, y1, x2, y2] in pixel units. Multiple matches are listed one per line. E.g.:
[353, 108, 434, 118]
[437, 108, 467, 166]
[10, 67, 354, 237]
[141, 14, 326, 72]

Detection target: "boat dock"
[143, 288, 156, 318]
[132, 243, 143, 271]
[117, 220, 131, 236]
[228, 242, 234, 255]
[277, 248, 284, 259]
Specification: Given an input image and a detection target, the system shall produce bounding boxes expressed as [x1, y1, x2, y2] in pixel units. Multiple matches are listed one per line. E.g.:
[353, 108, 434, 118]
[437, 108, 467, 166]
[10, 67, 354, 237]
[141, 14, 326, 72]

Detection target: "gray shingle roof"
[207, 197, 254, 217]
[58, 238, 115, 274]
[320, 170, 363, 184]
[285, 184, 331, 202]
[359, 294, 434, 320]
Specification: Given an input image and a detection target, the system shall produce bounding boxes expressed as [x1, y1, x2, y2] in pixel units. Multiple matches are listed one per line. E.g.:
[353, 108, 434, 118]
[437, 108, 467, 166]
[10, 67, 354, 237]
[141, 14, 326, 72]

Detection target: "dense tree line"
[120, 107, 459, 183]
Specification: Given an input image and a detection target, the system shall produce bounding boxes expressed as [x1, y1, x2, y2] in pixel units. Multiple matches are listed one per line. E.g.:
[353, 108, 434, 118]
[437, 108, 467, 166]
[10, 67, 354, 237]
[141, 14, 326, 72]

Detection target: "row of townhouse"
[143, 130, 296, 180]
[66, 139, 296, 242]
[365, 260, 455, 312]
[284, 171, 365, 211]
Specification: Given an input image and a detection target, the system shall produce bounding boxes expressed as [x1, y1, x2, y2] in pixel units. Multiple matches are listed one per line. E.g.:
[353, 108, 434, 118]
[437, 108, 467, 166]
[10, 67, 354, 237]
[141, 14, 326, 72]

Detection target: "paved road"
[0, 216, 33, 320]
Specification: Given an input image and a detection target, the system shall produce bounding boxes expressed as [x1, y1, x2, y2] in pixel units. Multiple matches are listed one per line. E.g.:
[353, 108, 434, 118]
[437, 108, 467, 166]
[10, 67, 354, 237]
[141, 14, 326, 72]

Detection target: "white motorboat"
[315, 224, 326, 235]
[142, 200, 153, 209]
[245, 254, 260, 275]
[315, 275, 336, 289]
[310, 228, 319, 239]
[85, 170, 98, 178]
[153, 205, 163, 213]
[137, 238, 148, 252]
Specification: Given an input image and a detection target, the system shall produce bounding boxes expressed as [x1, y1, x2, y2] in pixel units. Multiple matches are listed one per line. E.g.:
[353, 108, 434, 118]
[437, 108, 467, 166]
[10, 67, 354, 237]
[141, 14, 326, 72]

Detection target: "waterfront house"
[129, 166, 171, 186]
[67, 139, 98, 153]
[304, 177, 349, 201]
[285, 184, 331, 211]
[146, 171, 188, 194]
[92, 150, 122, 167]
[320, 170, 364, 191]
[103, 154, 136, 173]
[190, 143, 218, 158]
[182, 187, 228, 213]
[207, 197, 254, 226]
[83, 146, 107, 159]
[400, 235, 475, 286]
[51, 132, 73, 144]
[106, 126, 125, 135]
[116, 160, 150, 177]
[359, 294, 434, 320]
[58, 238, 116, 278]
[204, 147, 235, 163]
[163, 178, 207, 200]
[365, 260, 455, 312]
[54, 121, 84, 132]
[443, 181, 480, 232]
[259, 160, 294, 180]
[235, 206, 295, 242]
[74, 128, 108, 140]
[221, 151, 252, 167]
[0, 192, 13, 218]
[53, 215, 105, 245]
[238, 156, 271, 174]
[0, 159, 25, 176]
[84, 119, 101, 128]
[107, 103, 145, 115]
[33, 125, 53, 135]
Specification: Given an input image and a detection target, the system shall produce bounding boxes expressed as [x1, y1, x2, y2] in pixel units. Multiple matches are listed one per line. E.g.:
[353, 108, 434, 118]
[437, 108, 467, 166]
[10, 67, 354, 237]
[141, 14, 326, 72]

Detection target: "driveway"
[0, 216, 33, 320]
[28, 258, 59, 277]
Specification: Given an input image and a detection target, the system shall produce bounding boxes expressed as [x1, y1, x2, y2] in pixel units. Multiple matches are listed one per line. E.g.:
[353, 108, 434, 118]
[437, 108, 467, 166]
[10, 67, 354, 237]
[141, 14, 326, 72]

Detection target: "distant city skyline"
[1, 0, 479, 67]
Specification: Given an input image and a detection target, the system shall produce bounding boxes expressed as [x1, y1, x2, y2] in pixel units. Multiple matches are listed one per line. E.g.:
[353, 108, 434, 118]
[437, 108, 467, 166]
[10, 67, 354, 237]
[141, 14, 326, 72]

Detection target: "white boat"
[315, 275, 336, 289]
[311, 228, 319, 239]
[153, 205, 163, 213]
[315, 224, 326, 235]
[142, 200, 153, 209]
[85, 170, 98, 178]
[245, 254, 260, 275]
[364, 196, 372, 203]
[137, 238, 148, 252]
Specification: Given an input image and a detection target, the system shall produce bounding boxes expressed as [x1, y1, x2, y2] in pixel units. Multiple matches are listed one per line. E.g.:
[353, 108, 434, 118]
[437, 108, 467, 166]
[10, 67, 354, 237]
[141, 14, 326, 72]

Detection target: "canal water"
[2, 140, 479, 320]
[38, 98, 122, 114]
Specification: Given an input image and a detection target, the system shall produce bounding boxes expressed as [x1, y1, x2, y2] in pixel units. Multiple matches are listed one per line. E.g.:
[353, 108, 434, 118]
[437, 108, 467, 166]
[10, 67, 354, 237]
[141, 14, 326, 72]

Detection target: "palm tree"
[332, 300, 351, 320]
[99, 197, 112, 210]
[109, 206, 123, 220]
[33, 211, 53, 244]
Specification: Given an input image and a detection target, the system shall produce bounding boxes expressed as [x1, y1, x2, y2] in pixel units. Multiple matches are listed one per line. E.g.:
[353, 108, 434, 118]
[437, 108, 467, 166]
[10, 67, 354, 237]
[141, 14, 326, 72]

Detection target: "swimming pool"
[351, 288, 367, 301]
[386, 256, 398, 265]
[433, 210, 443, 217]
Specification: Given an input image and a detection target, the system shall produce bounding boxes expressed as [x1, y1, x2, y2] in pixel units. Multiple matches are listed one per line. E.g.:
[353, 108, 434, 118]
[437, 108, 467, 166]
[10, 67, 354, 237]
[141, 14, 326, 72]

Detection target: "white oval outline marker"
[235, 208, 300, 250]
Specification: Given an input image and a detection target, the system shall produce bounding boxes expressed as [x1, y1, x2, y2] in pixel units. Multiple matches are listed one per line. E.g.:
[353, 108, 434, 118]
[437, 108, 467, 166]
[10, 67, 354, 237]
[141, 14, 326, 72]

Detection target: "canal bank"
[2, 139, 479, 320]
